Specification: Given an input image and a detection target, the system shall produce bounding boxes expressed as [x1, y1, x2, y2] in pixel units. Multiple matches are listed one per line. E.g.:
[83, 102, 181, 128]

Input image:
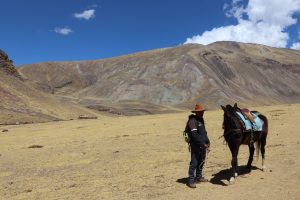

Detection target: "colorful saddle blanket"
[236, 111, 264, 131]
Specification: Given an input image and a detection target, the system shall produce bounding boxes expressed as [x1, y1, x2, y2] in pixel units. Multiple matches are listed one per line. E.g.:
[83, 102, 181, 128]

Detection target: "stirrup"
[252, 123, 257, 131]
[250, 130, 254, 144]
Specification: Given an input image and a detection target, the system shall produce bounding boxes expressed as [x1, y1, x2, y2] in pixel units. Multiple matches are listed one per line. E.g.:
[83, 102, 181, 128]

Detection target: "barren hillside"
[0, 50, 98, 124]
[19, 42, 300, 115]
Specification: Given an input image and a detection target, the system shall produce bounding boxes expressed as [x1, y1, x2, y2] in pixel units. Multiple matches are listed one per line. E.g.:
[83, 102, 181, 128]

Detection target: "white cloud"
[290, 29, 300, 49]
[89, 4, 98, 8]
[74, 9, 95, 20]
[186, 21, 289, 47]
[246, 0, 300, 28]
[291, 42, 300, 50]
[185, 0, 300, 48]
[224, 0, 245, 19]
[54, 27, 73, 35]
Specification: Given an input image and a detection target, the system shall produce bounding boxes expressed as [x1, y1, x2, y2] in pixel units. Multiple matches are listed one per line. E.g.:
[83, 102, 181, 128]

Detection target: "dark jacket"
[185, 114, 210, 147]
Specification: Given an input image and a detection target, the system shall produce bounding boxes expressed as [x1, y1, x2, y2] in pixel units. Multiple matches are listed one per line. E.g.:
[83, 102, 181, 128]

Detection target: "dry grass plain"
[0, 103, 300, 200]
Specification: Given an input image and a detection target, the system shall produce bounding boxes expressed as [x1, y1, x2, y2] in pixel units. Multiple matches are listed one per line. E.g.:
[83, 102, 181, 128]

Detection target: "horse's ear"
[221, 105, 226, 111]
[234, 103, 237, 108]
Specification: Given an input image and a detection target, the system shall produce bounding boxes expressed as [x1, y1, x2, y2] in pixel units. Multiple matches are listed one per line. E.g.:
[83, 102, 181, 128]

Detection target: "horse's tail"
[256, 114, 268, 159]
[256, 140, 260, 159]
[258, 114, 269, 137]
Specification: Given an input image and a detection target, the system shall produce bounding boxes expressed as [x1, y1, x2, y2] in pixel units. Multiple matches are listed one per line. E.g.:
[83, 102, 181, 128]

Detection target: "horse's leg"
[228, 142, 239, 184]
[261, 134, 267, 171]
[233, 145, 240, 178]
[246, 144, 255, 171]
[258, 114, 268, 171]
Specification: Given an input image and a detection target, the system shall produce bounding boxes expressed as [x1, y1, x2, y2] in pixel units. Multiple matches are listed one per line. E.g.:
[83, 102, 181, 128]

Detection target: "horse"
[221, 103, 269, 184]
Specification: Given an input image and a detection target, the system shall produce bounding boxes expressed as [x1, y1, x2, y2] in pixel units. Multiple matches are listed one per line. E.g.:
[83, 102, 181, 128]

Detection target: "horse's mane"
[224, 104, 242, 129]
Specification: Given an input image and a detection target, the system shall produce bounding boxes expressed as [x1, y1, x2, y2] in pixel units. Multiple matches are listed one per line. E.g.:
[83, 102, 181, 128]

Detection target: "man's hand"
[204, 144, 211, 152]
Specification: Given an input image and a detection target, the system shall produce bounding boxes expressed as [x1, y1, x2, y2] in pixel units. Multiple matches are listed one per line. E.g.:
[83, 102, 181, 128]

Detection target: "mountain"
[18, 41, 300, 115]
[0, 49, 97, 124]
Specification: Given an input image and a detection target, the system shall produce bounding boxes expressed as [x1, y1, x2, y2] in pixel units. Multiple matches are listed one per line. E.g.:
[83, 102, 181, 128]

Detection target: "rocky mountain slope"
[18, 42, 300, 115]
[0, 50, 97, 124]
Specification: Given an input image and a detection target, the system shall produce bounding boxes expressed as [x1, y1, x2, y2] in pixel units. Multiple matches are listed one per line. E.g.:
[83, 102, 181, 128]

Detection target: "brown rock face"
[18, 42, 300, 115]
[0, 49, 21, 78]
[0, 49, 98, 124]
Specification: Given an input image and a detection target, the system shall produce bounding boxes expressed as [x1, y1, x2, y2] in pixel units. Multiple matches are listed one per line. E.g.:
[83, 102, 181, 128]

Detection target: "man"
[185, 103, 210, 188]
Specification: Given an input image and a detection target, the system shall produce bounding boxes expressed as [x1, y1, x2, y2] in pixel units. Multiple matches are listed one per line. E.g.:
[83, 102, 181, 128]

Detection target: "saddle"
[235, 109, 264, 131]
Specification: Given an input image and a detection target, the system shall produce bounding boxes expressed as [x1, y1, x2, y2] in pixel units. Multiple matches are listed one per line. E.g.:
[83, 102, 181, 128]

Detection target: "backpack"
[183, 130, 190, 143]
[183, 115, 195, 143]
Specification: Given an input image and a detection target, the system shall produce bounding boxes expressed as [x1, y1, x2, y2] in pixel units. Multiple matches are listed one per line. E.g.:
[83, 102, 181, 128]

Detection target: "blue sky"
[0, 0, 299, 66]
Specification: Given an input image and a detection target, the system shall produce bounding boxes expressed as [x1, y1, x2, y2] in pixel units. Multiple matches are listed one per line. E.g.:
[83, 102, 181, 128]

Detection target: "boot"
[195, 177, 209, 183]
[187, 182, 196, 188]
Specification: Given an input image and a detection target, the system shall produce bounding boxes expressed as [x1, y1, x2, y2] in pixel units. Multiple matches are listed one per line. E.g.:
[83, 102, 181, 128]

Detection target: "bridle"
[223, 108, 242, 137]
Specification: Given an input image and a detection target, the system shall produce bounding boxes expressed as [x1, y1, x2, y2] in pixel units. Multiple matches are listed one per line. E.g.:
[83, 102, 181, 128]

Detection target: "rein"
[199, 147, 210, 166]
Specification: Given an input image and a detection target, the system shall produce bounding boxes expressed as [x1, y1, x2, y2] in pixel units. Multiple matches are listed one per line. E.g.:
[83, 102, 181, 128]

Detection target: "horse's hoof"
[228, 177, 235, 185]
[228, 181, 235, 185]
[262, 166, 267, 172]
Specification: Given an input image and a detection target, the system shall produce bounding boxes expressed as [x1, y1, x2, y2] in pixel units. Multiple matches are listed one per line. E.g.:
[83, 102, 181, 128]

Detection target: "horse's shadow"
[176, 165, 259, 186]
[210, 165, 259, 186]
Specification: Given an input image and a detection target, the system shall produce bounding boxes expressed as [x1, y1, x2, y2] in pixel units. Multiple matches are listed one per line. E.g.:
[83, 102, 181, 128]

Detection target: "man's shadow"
[176, 165, 259, 186]
[176, 177, 189, 184]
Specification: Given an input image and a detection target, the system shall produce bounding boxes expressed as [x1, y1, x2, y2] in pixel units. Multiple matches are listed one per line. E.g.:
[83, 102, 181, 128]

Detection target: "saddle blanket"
[236, 111, 264, 131]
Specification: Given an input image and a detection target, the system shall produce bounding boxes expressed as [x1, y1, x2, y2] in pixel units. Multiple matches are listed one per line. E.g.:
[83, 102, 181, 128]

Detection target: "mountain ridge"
[0, 49, 99, 124]
[13, 41, 300, 115]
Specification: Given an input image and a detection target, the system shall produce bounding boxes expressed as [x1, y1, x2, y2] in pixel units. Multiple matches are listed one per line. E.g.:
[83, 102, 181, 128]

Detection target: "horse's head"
[221, 103, 241, 131]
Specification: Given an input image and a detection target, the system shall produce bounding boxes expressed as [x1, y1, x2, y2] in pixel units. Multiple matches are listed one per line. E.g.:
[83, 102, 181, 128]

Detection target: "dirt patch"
[27, 145, 44, 148]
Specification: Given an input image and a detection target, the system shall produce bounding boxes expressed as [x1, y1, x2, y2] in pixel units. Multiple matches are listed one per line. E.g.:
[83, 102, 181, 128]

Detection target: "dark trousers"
[188, 143, 206, 183]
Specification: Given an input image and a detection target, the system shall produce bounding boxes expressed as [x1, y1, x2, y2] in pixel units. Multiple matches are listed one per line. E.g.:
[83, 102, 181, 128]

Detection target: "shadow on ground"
[176, 165, 259, 186]
[210, 165, 259, 186]
[176, 177, 189, 184]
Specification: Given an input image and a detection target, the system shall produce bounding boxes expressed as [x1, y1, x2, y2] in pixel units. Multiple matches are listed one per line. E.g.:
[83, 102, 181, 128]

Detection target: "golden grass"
[0, 103, 300, 199]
